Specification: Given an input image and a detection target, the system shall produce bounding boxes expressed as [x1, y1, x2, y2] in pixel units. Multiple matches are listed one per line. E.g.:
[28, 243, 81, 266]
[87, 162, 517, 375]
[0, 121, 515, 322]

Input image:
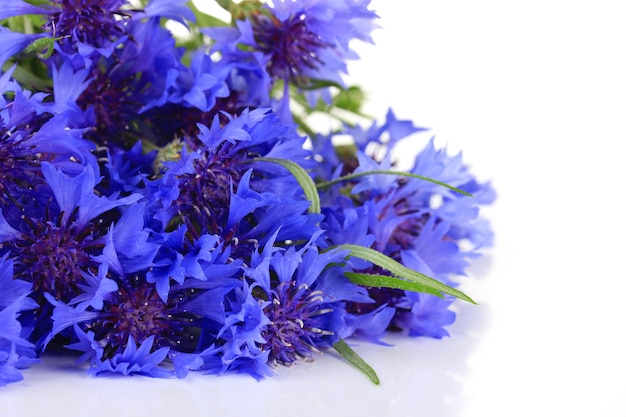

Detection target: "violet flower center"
[252, 13, 329, 84]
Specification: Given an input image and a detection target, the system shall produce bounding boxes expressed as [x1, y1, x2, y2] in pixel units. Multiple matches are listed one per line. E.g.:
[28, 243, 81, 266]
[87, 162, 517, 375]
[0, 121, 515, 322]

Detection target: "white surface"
[3, 1, 626, 416]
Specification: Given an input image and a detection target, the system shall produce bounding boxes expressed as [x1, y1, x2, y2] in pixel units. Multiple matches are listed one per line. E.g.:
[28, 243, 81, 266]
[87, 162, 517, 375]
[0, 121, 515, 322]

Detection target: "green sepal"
[334, 244, 476, 304]
[254, 157, 321, 214]
[24, 37, 62, 59]
[316, 169, 472, 197]
[333, 339, 380, 385]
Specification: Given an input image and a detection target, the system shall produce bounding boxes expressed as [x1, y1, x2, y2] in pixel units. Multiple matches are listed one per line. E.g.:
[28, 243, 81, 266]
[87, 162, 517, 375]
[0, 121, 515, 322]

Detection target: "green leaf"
[345, 272, 442, 297]
[316, 169, 472, 197]
[335, 244, 476, 304]
[255, 157, 321, 214]
[333, 339, 379, 385]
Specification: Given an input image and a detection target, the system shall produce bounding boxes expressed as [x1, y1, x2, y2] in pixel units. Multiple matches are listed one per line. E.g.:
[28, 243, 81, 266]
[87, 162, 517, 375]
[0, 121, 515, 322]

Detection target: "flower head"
[212, 0, 377, 87]
[1, 163, 140, 311]
[243, 234, 370, 366]
[1, 68, 95, 210]
[152, 108, 314, 243]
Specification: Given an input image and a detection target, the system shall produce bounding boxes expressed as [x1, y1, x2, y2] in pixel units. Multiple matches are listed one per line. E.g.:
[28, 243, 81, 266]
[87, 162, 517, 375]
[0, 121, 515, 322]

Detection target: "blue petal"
[0, 0, 47, 21]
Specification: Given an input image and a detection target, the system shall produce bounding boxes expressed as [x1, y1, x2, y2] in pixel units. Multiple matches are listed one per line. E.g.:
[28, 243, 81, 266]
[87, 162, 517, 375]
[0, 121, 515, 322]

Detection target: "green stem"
[316, 170, 472, 196]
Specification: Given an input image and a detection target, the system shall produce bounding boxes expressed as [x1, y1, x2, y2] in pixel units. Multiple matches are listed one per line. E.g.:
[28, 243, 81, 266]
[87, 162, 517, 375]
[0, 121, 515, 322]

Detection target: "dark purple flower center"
[262, 281, 333, 365]
[8, 218, 99, 302]
[76, 66, 145, 149]
[96, 277, 199, 356]
[252, 13, 330, 84]
[173, 146, 245, 238]
[46, 0, 129, 47]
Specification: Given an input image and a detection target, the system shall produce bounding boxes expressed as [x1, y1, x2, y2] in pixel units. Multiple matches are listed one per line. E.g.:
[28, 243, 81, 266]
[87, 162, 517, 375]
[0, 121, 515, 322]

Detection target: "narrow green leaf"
[255, 157, 321, 214]
[336, 244, 476, 304]
[333, 339, 379, 385]
[316, 170, 472, 197]
[345, 272, 442, 297]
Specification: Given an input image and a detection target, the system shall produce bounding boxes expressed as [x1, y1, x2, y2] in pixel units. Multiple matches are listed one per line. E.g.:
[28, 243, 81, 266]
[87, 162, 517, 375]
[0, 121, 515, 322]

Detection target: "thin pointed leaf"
[344, 272, 442, 297]
[316, 170, 472, 196]
[335, 244, 476, 304]
[333, 339, 379, 385]
[255, 157, 320, 214]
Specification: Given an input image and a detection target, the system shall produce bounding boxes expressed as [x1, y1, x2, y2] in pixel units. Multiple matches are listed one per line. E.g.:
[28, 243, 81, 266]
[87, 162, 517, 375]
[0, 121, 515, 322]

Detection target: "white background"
[3, 1, 626, 416]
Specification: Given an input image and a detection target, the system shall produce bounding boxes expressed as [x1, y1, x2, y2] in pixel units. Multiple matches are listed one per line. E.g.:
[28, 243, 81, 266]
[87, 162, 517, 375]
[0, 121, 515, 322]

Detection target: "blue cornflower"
[46, 257, 241, 377]
[1, 68, 96, 211]
[0, 0, 194, 63]
[242, 233, 370, 366]
[210, 0, 377, 87]
[204, 0, 377, 122]
[0, 162, 141, 310]
[2, 2, 214, 150]
[68, 18, 186, 148]
[47, 17, 229, 150]
[151, 108, 314, 243]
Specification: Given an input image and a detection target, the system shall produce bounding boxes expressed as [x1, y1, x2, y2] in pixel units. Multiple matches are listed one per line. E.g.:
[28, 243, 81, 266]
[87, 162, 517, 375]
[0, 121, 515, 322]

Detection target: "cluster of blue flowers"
[0, 0, 494, 386]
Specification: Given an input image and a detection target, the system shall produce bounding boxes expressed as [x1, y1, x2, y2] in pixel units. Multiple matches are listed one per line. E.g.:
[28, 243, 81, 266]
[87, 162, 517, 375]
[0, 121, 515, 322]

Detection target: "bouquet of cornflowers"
[0, 0, 494, 386]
